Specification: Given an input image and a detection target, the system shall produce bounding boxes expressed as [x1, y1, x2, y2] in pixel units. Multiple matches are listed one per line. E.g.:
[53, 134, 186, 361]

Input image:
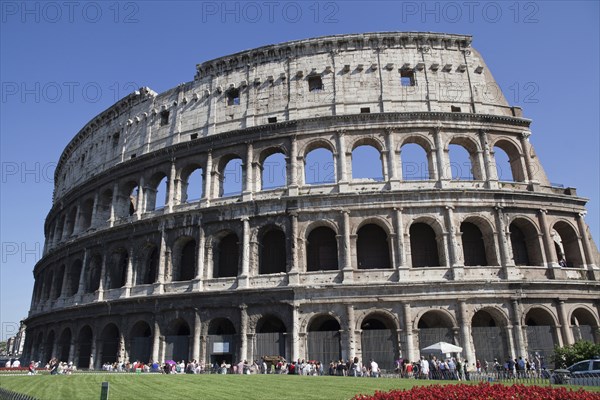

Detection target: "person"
[12, 359, 20, 368]
[49, 358, 59, 375]
[28, 361, 36, 375]
[462, 359, 470, 381]
[420, 356, 430, 379]
[370, 359, 379, 378]
[4, 359, 11, 368]
[559, 258, 567, 267]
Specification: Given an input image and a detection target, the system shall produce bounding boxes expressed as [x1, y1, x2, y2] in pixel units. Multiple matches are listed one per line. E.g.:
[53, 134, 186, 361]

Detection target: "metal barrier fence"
[0, 387, 39, 400]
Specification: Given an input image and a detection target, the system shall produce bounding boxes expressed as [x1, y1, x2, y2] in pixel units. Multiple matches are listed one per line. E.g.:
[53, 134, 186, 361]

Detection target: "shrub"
[552, 341, 600, 369]
[352, 382, 599, 400]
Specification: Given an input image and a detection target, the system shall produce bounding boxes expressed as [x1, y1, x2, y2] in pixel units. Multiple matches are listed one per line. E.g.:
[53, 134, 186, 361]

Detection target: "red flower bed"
[352, 382, 600, 400]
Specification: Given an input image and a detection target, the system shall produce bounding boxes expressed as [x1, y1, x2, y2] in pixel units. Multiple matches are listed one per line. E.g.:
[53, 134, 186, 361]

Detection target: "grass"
[0, 374, 599, 400]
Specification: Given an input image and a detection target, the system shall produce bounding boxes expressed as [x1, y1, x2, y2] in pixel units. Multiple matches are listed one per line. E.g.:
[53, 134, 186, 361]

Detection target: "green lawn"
[0, 374, 598, 400]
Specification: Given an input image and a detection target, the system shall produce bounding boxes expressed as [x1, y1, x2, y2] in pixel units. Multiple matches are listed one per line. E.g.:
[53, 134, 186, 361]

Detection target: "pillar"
[110, 182, 119, 226]
[291, 303, 300, 361]
[204, 150, 213, 204]
[151, 320, 161, 363]
[124, 245, 134, 296]
[167, 159, 177, 212]
[577, 212, 599, 273]
[511, 299, 526, 357]
[478, 130, 497, 188]
[240, 305, 248, 361]
[538, 209, 559, 269]
[192, 311, 201, 362]
[385, 128, 398, 186]
[394, 208, 407, 280]
[505, 325, 516, 359]
[495, 206, 517, 279]
[288, 211, 300, 285]
[195, 223, 205, 288]
[288, 136, 299, 195]
[519, 131, 534, 183]
[557, 299, 574, 345]
[239, 217, 250, 288]
[432, 126, 447, 185]
[341, 210, 353, 283]
[90, 192, 99, 228]
[346, 304, 356, 360]
[97, 250, 107, 301]
[155, 227, 166, 294]
[336, 129, 348, 191]
[243, 143, 254, 201]
[403, 303, 416, 363]
[135, 176, 145, 219]
[444, 206, 463, 276]
[76, 249, 89, 296]
[458, 300, 475, 364]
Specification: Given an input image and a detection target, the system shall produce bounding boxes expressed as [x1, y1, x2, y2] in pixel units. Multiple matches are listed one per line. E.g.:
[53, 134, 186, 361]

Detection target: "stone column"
[96, 250, 107, 301]
[239, 217, 250, 288]
[291, 303, 300, 361]
[432, 126, 447, 186]
[90, 192, 99, 228]
[154, 227, 166, 294]
[346, 304, 356, 360]
[519, 131, 534, 183]
[458, 300, 475, 364]
[204, 150, 213, 204]
[402, 303, 416, 363]
[167, 159, 177, 212]
[124, 245, 134, 297]
[557, 299, 574, 345]
[577, 212, 599, 275]
[288, 211, 300, 285]
[288, 136, 299, 195]
[240, 305, 248, 361]
[478, 130, 497, 188]
[76, 248, 89, 296]
[505, 325, 516, 359]
[110, 182, 119, 227]
[538, 209, 559, 269]
[341, 210, 353, 283]
[68, 339, 76, 363]
[195, 222, 205, 289]
[59, 265, 69, 299]
[336, 129, 348, 191]
[243, 143, 254, 201]
[192, 310, 201, 362]
[394, 208, 408, 281]
[135, 176, 145, 219]
[385, 128, 399, 187]
[152, 320, 161, 363]
[511, 299, 526, 357]
[444, 206, 463, 277]
[72, 203, 81, 235]
[495, 206, 517, 279]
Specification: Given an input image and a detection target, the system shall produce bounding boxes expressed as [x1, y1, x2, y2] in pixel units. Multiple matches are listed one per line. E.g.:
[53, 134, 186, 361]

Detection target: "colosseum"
[23, 32, 600, 371]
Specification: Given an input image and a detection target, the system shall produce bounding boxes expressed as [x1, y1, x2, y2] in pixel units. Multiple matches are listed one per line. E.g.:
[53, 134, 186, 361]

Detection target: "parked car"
[552, 358, 600, 386]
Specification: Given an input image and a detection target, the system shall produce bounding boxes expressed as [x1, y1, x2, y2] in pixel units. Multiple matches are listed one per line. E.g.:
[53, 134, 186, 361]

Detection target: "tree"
[551, 340, 600, 368]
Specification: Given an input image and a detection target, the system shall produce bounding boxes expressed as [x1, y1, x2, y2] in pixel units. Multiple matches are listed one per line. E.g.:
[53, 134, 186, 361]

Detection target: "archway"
[461, 222, 488, 266]
[99, 324, 120, 365]
[471, 309, 509, 365]
[417, 311, 455, 351]
[307, 315, 341, 364]
[409, 223, 441, 267]
[77, 326, 93, 369]
[255, 316, 287, 360]
[570, 308, 598, 343]
[306, 226, 338, 271]
[57, 328, 72, 362]
[43, 331, 56, 363]
[207, 318, 237, 366]
[165, 319, 190, 362]
[360, 314, 398, 370]
[259, 228, 287, 274]
[357, 224, 391, 269]
[129, 321, 152, 363]
[525, 308, 558, 366]
[215, 233, 239, 278]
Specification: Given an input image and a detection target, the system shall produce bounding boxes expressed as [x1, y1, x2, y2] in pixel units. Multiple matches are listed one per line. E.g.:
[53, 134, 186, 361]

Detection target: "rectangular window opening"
[190, 133, 198, 140]
[130, 153, 136, 159]
[268, 117, 278, 124]
[360, 107, 371, 114]
[400, 70, 415, 87]
[227, 88, 240, 106]
[451, 106, 462, 113]
[308, 75, 323, 92]
[160, 111, 170, 126]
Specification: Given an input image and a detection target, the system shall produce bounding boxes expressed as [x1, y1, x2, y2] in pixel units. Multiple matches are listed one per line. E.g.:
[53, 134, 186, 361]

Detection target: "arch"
[44, 330, 56, 363]
[447, 137, 482, 180]
[401, 142, 431, 180]
[52, 265, 65, 299]
[64, 207, 78, 237]
[416, 310, 456, 351]
[307, 314, 341, 363]
[356, 223, 391, 269]
[509, 218, 544, 266]
[106, 249, 128, 289]
[181, 166, 204, 203]
[165, 318, 191, 362]
[172, 237, 196, 282]
[215, 233, 239, 278]
[552, 220, 585, 268]
[471, 309, 509, 364]
[255, 315, 287, 359]
[86, 255, 102, 293]
[524, 307, 558, 364]
[306, 226, 338, 271]
[66, 259, 82, 297]
[137, 245, 159, 285]
[57, 327, 72, 362]
[207, 318, 237, 366]
[129, 320, 152, 363]
[492, 139, 525, 182]
[360, 312, 399, 370]
[99, 323, 120, 365]
[305, 147, 335, 185]
[259, 227, 287, 274]
[79, 198, 94, 231]
[77, 325, 93, 369]
[43, 270, 54, 300]
[146, 172, 168, 212]
[570, 307, 599, 343]
[220, 156, 243, 197]
[351, 145, 383, 181]
[260, 151, 287, 190]
[409, 222, 441, 267]
[115, 181, 139, 218]
[460, 221, 488, 266]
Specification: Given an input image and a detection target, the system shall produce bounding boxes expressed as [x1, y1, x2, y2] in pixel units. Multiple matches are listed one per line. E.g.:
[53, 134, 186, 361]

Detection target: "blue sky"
[1, 1, 598, 341]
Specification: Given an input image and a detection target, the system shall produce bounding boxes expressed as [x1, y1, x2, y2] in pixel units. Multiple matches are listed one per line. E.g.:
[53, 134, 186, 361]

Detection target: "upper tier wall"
[53, 32, 513, 202]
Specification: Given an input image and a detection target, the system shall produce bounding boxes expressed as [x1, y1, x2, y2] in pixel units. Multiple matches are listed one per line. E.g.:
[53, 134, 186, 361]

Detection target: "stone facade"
[24, 32, 599, 370]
